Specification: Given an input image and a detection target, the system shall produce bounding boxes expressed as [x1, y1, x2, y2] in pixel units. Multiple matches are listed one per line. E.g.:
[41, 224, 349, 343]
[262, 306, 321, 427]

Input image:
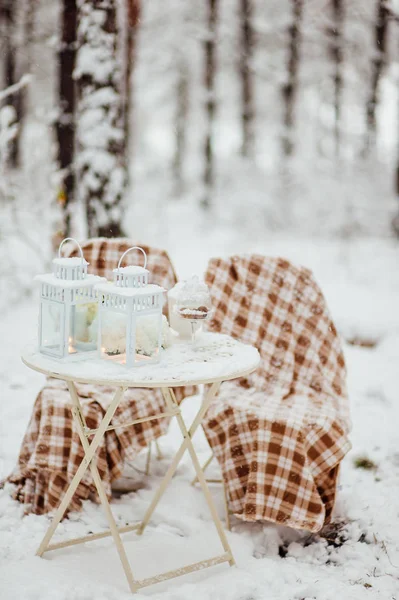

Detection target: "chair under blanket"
[7, 238, 194, 515]
[202, 254, 351, 533]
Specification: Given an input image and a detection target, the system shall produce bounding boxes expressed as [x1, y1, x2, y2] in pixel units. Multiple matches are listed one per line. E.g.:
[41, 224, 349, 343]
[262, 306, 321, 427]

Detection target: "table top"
[21, 332, 260, 388]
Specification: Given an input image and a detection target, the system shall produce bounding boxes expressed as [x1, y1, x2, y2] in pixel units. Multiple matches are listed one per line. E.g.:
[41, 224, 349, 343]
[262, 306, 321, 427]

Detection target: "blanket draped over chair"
[7, 238, 194, 515]
[203, 255, 351, 533]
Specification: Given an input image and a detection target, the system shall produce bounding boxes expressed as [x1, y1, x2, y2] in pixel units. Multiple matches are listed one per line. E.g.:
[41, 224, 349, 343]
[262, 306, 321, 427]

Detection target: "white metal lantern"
[35, 238, 106, 359]
[95, 247, 165, 367]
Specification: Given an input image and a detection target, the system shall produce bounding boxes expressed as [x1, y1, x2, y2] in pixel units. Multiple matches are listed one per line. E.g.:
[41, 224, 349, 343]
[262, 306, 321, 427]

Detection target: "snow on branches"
[74, 0, 127, 238]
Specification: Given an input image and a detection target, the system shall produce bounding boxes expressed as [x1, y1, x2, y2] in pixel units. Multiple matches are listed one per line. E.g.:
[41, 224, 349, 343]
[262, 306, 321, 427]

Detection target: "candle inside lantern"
[68, 337, 77, 354]
[97, 313, 167, 362]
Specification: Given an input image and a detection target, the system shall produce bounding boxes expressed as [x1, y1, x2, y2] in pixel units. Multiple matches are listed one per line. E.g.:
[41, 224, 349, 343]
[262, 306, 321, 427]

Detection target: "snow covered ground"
[1, 237, 399, 600]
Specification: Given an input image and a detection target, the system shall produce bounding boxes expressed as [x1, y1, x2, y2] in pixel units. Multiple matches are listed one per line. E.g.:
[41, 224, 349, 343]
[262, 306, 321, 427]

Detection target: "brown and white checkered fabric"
[7, 238, 194, 515]
[203, 255, 351, 532]
[64, 237, 178, 289]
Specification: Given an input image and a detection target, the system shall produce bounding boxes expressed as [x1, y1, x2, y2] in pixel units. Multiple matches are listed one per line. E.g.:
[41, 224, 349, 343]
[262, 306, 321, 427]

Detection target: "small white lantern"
[95, 247, 165, 367]
[36, 238, 106, 359]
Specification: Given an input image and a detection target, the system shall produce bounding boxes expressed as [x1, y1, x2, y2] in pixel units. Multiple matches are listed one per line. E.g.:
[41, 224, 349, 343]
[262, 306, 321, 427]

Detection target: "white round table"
[22, 332, 259, 593]
[22, 332, 260, 387]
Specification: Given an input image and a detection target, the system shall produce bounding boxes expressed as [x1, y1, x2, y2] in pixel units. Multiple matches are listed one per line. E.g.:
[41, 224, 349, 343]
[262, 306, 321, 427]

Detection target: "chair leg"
[222, 479, 231, 531]
[145, 440, 163, 477]
[191, 451, 231, 528]
[191, 452, 214, 485]
[155, 439, 163, 460]
[145, 442, 152, 476]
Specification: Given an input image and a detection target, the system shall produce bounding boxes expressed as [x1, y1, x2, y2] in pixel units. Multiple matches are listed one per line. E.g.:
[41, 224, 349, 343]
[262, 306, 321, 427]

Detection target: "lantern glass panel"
[100, 310, 127, 363]
[69, 303, 98, 354]
[41, 302, 64, 357]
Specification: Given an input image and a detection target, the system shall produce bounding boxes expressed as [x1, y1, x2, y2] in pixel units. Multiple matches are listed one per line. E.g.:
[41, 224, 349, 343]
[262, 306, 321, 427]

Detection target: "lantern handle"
[58, 237, 84, 265]
[117, 246, 147, 271]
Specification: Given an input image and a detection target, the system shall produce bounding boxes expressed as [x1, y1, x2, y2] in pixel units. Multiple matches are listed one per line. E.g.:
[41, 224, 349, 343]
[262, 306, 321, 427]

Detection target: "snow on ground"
[1, 237, 399, 600]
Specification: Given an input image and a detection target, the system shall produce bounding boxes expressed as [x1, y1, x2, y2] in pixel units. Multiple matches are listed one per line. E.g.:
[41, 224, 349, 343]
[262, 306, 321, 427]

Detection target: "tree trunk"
[23, 0, 36, 60]
[20, 0, 36, 115]
[173, 57, 189, 196]
[1, 0, 22, 167]
[239, 0, 254, 158]
[392, 19, 399, 237]
[123, 0, 140, 155]
[366, 0, 389, 151]
[201, 0, 218, 209]
[75, 0, 128, 238]
[282, 0, 303, 157]
[57, 0, 77, 237]
[328, 0, 344, 157]
[393, 136, 399, 234]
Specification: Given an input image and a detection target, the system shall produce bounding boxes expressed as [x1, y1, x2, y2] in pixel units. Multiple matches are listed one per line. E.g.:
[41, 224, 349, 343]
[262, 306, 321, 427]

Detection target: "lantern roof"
[95, 282, 165, 297]
[114, 265, 148, 275]
[35, 272, 105, 289]
[52, 257, 89, 267]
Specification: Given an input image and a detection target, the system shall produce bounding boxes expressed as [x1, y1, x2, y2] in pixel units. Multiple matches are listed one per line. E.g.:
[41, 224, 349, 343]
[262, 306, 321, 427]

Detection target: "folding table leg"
[34, 379, 236, 593]
[138, 384, 234, 566]
[138, 382, 221, 535]
[67, 382, 138, 593]
[165, 388, 234, 565]
[36, 385, 126, 559]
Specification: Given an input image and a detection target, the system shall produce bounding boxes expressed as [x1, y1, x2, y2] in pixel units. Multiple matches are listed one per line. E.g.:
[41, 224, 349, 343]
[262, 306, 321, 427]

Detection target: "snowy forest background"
[1, 0, 399, 306]
[2, 4, 399, 597]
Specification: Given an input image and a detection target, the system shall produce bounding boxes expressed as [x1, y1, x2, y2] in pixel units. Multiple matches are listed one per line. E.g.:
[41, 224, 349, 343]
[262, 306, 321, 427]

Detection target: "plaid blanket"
[203, 255, 351, 533]
[7, 238, 194, 515]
